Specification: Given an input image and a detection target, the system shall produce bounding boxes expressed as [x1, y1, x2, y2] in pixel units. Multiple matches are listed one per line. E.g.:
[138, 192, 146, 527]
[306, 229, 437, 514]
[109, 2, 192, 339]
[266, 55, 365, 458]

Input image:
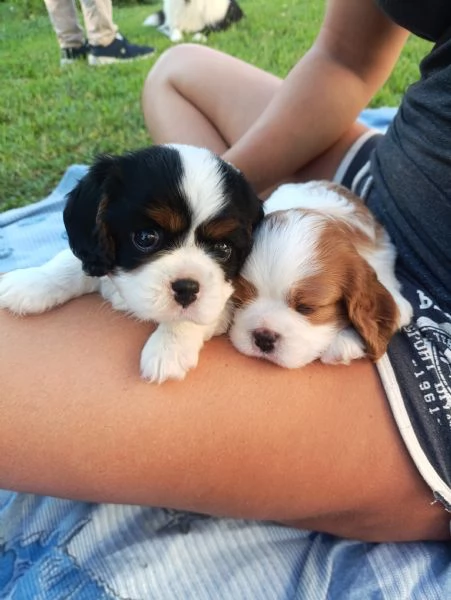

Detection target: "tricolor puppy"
[230, 181, 413, 368]
[0, 144, 263, 382]
[143, 0, 244, 42]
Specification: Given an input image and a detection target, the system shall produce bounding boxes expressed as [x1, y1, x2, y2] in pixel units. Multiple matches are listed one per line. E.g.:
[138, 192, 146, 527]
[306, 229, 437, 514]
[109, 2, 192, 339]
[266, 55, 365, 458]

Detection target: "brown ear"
[344, 257, 399, 361]
[232, 275, 257, 308]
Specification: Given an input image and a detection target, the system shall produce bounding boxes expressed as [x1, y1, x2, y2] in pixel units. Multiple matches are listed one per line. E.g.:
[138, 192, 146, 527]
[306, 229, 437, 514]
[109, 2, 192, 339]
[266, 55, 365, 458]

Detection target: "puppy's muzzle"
[171, 278, 200, 308]
[252, 328, 280, 354]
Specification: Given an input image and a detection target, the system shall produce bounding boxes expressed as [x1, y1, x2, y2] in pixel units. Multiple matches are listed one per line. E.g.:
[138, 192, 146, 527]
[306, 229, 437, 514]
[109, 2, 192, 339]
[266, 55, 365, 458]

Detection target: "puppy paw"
[191, 32, 207, 43]
[396, 294, 414, 328]
[0, 268, 59, 314]
[142, 13, 160, 27]
[320, 328, 366, 365]
[169, 28, 183, 43]
[140, 326, 202, 383]
[0, 250, 97, 315]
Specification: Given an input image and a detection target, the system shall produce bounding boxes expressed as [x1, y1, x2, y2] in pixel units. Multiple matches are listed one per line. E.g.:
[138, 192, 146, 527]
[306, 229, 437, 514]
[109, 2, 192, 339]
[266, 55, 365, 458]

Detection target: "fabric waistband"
[333, 130, 383, 199]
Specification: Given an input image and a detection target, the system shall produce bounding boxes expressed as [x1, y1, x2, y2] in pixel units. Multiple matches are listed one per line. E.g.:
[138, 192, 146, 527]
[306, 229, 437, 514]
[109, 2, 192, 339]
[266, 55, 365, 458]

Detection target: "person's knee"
[143, 43, 208, 98]
[142, 44, 213, 137]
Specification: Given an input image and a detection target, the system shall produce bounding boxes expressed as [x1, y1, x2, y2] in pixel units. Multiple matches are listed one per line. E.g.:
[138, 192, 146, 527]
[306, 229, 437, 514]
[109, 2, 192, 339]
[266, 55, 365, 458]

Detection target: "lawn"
[0, 0, 431, 210]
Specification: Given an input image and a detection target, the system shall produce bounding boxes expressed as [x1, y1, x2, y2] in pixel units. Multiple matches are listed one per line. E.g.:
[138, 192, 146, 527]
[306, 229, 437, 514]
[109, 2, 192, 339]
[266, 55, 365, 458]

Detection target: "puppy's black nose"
[171, 278, 200, 308]
[252, 328, 280, 353]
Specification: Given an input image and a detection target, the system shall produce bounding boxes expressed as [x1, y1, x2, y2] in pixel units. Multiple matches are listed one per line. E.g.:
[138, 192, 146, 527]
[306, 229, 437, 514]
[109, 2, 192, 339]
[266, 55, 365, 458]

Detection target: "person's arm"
[223, 0, 409, 193]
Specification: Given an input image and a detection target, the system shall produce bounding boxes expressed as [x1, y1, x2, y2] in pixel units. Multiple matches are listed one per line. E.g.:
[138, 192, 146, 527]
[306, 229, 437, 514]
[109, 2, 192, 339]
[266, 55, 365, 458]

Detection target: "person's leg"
[0, 296, 448, 542]
[142, 44, 281, 154]
[79, 0, 117, 46]
[44, 0, 85, 48]
[79, 0, 155, 65]
[142, 44, 369, 182]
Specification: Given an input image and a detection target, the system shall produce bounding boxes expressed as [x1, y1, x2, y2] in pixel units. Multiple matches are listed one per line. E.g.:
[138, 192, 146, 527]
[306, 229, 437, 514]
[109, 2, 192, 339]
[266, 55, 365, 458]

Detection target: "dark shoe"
[88, 34, 155, 66]
[60, 42, 88, 66]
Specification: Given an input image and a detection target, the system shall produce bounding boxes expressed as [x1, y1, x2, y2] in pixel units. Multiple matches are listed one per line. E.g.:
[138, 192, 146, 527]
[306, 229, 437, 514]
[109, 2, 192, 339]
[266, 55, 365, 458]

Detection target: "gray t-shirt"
[369, 0, 451, 308]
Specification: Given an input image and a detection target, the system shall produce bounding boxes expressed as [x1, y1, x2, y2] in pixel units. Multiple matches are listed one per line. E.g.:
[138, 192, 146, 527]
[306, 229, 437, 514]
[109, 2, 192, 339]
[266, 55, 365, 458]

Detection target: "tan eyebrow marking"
[146, 205, 187, 233]
[199, 218, 241, 240]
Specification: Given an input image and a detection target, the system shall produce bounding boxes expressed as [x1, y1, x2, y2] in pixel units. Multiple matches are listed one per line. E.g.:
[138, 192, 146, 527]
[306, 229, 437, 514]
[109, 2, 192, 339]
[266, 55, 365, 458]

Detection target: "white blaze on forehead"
[242, 211, 322, 298]
[265, 182, 375, 241]
[171, 144, 227, 227]
[265, 182, 350, 214]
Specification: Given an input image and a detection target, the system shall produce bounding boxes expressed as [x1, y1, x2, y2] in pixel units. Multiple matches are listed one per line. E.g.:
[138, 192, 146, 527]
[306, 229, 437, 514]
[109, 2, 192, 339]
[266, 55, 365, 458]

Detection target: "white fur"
[140, 320, 215, 381]
[0, 249, 99, 314]
[264, 182, 376, 241]
[144, 0, 234, 42]
[230, 181, 413, 369]
[231, 297, 342, 369]
[0, 146, 236, 383]
[168, 144, 227, 230]
[241, 210, 321, 299]
[109, 246, 233, 326]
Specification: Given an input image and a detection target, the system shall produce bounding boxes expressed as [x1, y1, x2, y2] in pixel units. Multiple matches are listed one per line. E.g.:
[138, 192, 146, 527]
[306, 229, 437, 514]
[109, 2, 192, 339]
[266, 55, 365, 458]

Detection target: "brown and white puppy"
[230, 181, 412, 368]
[0, 144, 263, 382]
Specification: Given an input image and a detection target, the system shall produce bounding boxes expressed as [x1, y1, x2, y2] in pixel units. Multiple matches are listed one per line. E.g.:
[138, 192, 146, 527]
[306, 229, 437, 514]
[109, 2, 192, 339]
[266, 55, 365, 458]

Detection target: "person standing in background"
[44, 0, 155, 66]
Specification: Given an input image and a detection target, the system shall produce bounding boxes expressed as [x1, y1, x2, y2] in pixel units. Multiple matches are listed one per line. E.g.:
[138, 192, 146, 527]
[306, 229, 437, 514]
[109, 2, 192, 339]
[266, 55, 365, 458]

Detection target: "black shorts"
[334, 131, 451, 512]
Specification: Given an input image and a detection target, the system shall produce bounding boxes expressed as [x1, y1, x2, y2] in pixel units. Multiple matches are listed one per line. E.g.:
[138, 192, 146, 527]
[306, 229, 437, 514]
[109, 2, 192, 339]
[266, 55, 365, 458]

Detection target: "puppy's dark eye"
[213, 242, 233, 262]
[132, 229, 161, 253]
[296, 304, 315, 315]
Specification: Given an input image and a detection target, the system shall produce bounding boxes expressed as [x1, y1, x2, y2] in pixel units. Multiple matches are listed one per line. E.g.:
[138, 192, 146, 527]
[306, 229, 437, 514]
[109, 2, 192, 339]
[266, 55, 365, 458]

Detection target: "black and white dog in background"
[0, 144, 262, 383]
[143, 0, 244, 42]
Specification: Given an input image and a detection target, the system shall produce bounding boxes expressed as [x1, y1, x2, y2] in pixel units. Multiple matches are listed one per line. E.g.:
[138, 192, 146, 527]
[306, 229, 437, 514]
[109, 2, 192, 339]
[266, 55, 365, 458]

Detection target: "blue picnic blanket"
[1, 108, 450, 599]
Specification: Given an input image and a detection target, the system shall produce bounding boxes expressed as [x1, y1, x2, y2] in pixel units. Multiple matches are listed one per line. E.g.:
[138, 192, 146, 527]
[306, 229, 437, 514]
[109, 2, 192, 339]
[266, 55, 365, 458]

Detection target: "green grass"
[0, 0, 431, 210]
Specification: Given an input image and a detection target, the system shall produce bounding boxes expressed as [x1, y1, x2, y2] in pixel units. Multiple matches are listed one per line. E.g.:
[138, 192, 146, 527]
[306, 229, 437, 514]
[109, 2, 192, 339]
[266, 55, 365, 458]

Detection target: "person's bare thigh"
[142, 44, 369, 185]
[0, 297, 448, 542]
[142, 44, 282, 148]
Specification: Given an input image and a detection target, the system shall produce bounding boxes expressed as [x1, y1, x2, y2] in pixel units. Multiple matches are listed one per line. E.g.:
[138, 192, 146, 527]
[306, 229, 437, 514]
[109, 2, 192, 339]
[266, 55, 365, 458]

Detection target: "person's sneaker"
[60, 42, 89, 66]
[88, 34, 155, 66]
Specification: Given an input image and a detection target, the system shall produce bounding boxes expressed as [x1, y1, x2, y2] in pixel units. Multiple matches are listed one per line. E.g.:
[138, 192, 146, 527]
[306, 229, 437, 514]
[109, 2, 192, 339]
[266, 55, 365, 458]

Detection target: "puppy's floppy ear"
[240, 178, 264, 231]
[232, 274, 257, 308]
[221, 161, 264, 229]
[248, 188, 264, 230]
[63, 154, 122, 277]
[344, 256, 399, 361]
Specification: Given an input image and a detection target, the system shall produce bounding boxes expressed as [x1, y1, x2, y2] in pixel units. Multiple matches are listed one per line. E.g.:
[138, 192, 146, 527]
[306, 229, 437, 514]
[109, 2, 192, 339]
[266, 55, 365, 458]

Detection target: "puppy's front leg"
[0, 248, 99, 315]
[320, 328, 366, 365]
[169, 27, 183, 42]
[140, 321, 214, 383]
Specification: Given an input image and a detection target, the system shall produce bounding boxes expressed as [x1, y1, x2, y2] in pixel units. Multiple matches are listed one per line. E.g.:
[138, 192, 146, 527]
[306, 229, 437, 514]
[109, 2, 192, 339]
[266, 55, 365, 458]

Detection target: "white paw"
[191, 32, 207, 43]
[140, 327, 201, 383]
[320, 328, 366, 365]
[169, 28, 183, 42]
[0, 268, 59, 314]
[395, 294, 413, 328]
[143, 14, 160, 27]
[0, 250, 97, 315]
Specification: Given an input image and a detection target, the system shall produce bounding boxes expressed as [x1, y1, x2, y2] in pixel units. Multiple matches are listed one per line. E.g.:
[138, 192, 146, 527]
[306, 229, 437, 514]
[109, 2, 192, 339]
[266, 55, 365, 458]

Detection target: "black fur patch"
[63, 145, 262, 279]
[206, 0, 244, 33]
[64, 146, 190, 275]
